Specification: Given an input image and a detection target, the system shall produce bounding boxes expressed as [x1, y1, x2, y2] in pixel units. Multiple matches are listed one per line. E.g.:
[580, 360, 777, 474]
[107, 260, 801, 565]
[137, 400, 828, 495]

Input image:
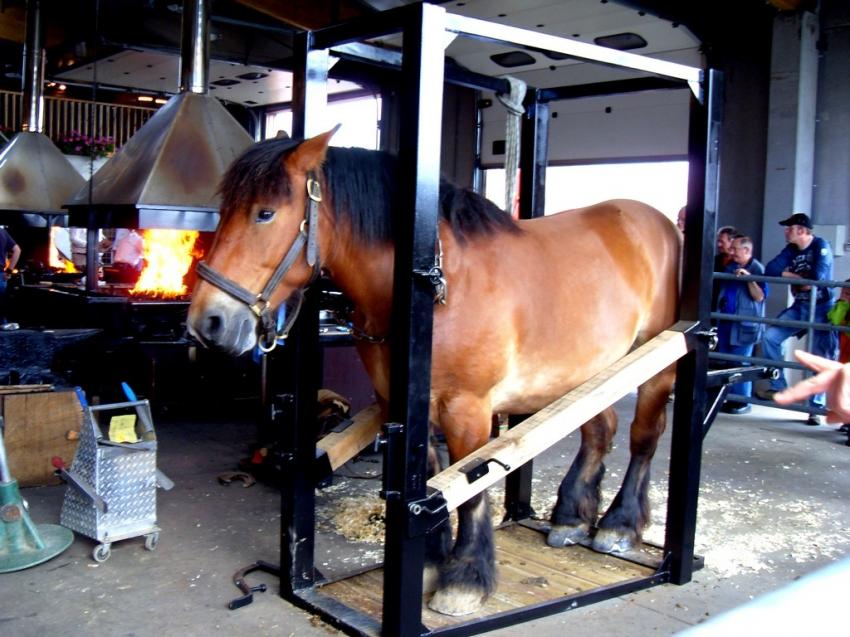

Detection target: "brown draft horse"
[187, 130, 681, 617]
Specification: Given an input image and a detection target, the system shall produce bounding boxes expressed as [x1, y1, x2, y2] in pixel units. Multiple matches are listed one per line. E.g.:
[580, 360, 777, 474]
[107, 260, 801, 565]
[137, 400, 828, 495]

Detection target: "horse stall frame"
[262, 3, 720, 636]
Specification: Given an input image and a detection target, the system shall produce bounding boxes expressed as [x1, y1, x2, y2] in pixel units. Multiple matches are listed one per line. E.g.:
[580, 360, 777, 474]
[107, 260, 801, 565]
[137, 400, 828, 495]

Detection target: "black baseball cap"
[779, 213, 813, 229]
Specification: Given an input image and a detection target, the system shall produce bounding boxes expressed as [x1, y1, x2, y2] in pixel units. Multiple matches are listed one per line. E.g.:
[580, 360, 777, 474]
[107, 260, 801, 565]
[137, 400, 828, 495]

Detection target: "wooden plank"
[2, 390, 83, 487]
[429, 329, 689, 512]
[0, 384, 54, 395]
[317, 403, 383, 471]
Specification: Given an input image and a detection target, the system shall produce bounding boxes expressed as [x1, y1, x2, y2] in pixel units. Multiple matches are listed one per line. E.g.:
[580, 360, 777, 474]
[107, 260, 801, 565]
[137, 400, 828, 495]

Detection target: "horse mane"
[219, 137, 520, 245]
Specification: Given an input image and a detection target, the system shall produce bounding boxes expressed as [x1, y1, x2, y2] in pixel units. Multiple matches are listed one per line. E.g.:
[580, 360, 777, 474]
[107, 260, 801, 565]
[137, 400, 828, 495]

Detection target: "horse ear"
[287, 125, 342, 173]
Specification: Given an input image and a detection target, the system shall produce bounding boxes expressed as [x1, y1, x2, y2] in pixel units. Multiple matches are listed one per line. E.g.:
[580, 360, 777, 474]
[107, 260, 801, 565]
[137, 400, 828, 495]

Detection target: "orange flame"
[49, 227, 78, 272]
[131, 229, 202, 298]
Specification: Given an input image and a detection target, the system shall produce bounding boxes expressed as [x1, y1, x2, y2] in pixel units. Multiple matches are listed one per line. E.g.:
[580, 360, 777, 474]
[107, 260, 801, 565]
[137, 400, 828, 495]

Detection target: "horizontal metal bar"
[331, 42, 512, 93]
[710, 351, 809, 372]
[713, 271, 850, 288]
[444, 13, 702, 85]
[431, 570, 670, 637]
[538, 77, 685, 102]
[711, 312, 850, 333]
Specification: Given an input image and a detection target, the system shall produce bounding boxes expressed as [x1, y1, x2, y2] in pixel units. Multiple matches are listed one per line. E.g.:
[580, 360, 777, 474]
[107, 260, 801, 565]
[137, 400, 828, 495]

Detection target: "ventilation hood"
[64, 0, 253, 231]
[0, 0, 85, 227]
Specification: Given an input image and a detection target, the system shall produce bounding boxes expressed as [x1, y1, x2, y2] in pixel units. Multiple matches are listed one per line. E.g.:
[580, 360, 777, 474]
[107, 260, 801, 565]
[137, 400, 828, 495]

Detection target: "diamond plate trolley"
[233, 3, 740, 635]
[57, 385, 173, 563]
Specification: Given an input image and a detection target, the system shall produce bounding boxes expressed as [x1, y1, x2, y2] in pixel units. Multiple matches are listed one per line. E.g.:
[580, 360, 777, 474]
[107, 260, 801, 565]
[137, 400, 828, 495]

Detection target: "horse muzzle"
[187, 298, 258, 355]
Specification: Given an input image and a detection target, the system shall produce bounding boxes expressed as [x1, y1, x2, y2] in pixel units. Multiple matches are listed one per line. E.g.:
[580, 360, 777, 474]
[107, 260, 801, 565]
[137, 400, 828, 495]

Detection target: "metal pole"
[22, 0, 45, 132]
[274, 29, 329, 599]
[665, 69, 724, 584]
[382, 4, 445, 635]
[179, 0, 209, 95]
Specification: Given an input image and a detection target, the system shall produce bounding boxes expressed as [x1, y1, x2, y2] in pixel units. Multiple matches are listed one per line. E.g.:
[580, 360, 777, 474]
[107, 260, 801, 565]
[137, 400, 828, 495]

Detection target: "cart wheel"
[93, 543, 111, 562]
[144, 532, 159, 551]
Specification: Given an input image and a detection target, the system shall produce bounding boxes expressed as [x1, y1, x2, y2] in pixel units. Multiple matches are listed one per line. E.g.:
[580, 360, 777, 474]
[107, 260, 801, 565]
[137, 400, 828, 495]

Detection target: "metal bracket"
[412, 266, 447, 305]
[407, 488, 449, 538]
[378, 422, 404, 501]
[459, 456, 512, 484]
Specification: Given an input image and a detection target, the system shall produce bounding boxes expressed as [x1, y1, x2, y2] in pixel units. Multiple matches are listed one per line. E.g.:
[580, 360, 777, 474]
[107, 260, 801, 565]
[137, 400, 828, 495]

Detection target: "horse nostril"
[205, 314, 223, 340]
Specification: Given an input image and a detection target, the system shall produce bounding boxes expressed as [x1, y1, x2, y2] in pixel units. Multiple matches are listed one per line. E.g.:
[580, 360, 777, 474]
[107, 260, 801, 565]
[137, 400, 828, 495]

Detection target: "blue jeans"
[762, 301, 838, 408]
[717, 321, 755, 398]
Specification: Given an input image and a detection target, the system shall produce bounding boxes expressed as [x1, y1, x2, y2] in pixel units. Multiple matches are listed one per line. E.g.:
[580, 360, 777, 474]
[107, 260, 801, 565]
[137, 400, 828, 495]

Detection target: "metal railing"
[710, 271, 850, 415]
[0, 90, 157, 148]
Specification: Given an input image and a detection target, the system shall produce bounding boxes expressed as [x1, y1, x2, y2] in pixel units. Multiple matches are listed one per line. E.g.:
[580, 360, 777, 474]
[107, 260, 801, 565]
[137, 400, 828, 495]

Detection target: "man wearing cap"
[757, 212, 837, 424]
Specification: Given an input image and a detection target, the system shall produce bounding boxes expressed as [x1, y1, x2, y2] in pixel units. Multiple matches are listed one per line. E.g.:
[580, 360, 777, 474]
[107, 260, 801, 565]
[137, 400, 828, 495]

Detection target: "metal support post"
[665, 69, 724, 584]
[518, 94, 549, 220]
[277, 30, 329, 598]
[381, 4, 446, 635]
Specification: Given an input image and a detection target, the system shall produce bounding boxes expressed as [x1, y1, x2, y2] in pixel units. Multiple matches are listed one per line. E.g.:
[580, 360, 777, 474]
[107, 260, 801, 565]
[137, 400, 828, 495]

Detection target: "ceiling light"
[490, 51, 536, 68]
[593, 32, 648, 51]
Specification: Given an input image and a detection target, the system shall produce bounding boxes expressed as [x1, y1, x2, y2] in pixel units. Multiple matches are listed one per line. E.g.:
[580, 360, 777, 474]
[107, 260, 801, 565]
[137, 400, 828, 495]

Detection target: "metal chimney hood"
[64, 0, 253, 231]
[0, 0, 85, 227]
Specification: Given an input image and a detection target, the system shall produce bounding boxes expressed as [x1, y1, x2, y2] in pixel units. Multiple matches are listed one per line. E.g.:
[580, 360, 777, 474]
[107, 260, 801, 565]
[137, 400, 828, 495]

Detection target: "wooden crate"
[1, 387, 83, 487]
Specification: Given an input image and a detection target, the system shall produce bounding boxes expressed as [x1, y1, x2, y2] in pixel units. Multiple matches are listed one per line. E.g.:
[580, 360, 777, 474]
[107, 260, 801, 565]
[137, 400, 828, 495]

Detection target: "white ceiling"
[54, 0, 702, 107]
[54, 49, 363, 107]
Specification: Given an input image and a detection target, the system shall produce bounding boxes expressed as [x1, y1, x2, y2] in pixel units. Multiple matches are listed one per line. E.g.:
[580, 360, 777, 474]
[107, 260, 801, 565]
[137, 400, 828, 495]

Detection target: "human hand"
[735, 268, 750, 277]
[773, 350, 850, 423]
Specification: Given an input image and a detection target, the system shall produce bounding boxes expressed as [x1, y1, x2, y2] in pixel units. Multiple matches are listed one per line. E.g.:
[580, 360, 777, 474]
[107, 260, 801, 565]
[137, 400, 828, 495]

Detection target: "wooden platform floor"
[319, 522, 660, 633]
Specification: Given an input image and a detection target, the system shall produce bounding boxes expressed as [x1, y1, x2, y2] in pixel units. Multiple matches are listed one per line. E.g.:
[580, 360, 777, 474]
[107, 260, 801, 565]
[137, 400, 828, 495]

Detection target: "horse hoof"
[592, 528, 636, 554]
[423, 565, 440, 594]
[428, 586, 486, 616]
[547, 523, 590, 547]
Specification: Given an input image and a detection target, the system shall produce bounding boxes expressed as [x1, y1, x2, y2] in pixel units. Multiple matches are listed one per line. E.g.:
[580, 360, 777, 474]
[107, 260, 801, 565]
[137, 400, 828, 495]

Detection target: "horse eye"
[256, 208, 276, 223]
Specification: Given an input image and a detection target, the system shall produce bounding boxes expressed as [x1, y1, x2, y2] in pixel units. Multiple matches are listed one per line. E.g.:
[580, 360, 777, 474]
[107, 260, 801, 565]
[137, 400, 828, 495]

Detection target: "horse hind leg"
[548, 407, 617, 547]
[593, 364, 675, 554]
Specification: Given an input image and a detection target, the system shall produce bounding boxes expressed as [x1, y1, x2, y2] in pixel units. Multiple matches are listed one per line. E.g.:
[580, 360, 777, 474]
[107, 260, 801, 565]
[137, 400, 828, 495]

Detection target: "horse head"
[187, 128, 337, 355]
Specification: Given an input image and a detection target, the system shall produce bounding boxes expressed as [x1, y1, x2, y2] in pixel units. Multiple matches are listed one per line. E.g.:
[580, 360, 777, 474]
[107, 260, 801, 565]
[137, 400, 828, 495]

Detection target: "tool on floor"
[57, 385, 173, 563]
[0, 416, 73, 573]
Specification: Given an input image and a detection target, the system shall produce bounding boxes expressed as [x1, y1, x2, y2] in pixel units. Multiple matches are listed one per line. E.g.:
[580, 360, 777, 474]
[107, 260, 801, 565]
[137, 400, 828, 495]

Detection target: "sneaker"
[720, 401, 752, 415]
[806, 414, 826, 426]
[839, 424, 850, 434]
[755, 387, 778, 401]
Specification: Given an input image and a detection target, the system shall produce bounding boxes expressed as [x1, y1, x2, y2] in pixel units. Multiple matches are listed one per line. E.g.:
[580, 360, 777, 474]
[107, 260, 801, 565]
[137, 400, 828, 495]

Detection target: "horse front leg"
[428, 397, 494, 617]
[548, 407, 617, 547]
[593, 365, 674, 553]
[424, 435, 452, 594]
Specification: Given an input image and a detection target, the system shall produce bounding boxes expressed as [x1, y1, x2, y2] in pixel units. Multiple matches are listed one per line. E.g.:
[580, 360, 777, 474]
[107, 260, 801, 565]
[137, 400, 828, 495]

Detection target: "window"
[265, 93, 382, 150]
[484, 161, 689, 222]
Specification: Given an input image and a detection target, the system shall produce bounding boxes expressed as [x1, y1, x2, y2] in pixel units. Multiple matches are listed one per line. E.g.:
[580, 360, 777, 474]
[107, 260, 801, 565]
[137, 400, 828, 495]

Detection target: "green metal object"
[0, 424, 73, 573]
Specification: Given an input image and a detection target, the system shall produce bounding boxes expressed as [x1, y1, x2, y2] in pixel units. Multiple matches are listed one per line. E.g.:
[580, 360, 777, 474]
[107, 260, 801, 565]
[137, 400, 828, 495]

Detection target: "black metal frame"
[265, 4, 721, 635]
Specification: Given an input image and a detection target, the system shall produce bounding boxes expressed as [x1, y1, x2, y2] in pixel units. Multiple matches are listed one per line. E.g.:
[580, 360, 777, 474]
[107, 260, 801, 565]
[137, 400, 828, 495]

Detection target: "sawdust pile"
[326, 494, 386, 544]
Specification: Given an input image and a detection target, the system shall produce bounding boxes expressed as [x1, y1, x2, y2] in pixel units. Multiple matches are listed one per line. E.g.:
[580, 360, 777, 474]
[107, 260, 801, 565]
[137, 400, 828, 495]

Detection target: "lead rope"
[497, 76, 526, 216]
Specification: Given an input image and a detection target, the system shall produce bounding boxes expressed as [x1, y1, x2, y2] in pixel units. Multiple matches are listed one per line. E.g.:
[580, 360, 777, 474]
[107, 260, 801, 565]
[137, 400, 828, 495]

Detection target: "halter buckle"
[249, 298, 270, 318]
[307, 176, 322, 203]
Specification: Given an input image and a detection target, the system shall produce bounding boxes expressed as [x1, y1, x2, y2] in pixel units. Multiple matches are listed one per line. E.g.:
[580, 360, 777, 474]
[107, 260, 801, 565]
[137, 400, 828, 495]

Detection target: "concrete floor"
[3, 395, 850, 636]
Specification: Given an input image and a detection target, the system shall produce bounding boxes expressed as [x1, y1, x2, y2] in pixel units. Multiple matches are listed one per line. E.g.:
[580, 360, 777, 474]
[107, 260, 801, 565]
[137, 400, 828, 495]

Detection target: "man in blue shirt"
[0, 226, 20, 324]
[756, 213, 837, 424]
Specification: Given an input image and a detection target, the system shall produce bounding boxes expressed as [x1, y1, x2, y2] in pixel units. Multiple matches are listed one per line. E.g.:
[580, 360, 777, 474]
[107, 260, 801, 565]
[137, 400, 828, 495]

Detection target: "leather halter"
[195, 171, 323, 353]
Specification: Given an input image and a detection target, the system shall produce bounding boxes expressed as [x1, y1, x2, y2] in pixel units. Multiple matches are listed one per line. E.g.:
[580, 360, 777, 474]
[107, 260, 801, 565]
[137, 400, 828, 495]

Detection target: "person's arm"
[8, 243, 20, 271]
[809, 237, 833, 282]
[764, 246, 790, 277]
[774, 350, 850, 423]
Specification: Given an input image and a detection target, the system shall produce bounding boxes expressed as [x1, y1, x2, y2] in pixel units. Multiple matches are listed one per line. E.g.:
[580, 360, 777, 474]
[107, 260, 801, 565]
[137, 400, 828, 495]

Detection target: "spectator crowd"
[700, 211, 849, 441]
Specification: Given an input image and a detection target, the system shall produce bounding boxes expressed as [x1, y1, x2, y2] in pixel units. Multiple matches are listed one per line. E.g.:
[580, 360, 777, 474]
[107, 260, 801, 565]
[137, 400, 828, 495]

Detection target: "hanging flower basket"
[55, 131, 115, 158]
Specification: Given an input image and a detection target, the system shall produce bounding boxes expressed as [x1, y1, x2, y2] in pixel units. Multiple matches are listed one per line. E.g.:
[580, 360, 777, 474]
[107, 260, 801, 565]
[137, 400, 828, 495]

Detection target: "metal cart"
[58, 386, 172, 562]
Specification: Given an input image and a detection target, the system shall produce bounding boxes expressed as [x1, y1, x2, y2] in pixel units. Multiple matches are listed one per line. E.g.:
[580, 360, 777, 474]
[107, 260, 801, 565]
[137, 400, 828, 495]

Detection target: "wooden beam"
[235, 0, 372, 31]
[428, 329, 690, 513]
[317, 402, 383, 471]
